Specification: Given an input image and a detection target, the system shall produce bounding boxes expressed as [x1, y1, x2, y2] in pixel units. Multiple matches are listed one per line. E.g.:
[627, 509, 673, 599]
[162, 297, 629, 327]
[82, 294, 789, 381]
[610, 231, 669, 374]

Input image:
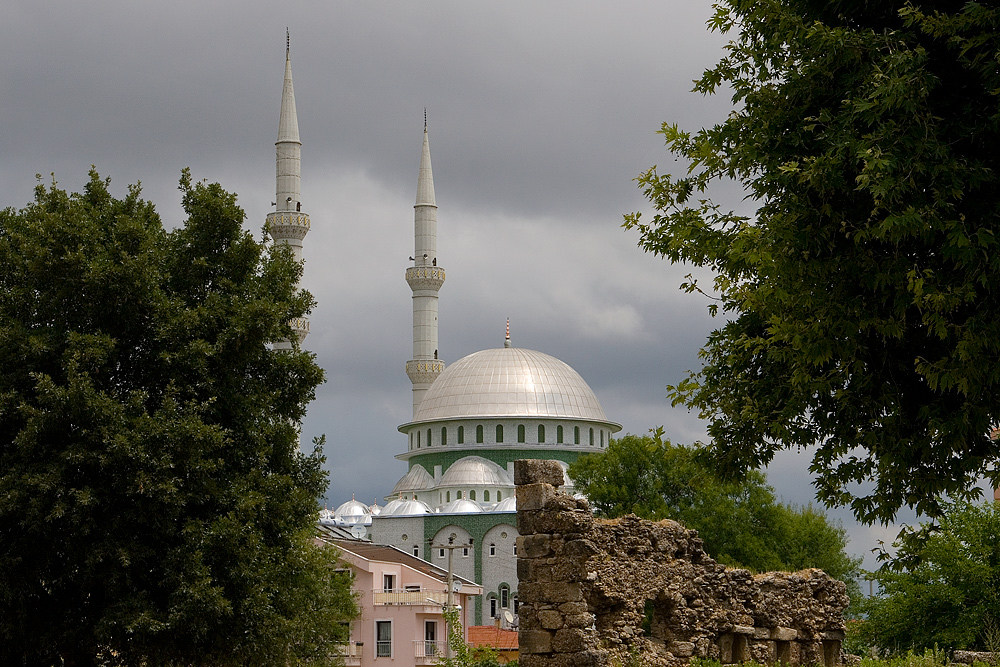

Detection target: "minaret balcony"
[406, 359, 445, 384]
[405, 266, 445, 290]
[290, 316, 310, 343]
[267, 211, 311, 241]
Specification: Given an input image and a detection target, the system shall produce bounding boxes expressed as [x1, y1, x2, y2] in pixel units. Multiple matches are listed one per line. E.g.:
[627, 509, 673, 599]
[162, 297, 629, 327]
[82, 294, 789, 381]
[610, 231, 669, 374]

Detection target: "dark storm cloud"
[2, 0, 910, 571]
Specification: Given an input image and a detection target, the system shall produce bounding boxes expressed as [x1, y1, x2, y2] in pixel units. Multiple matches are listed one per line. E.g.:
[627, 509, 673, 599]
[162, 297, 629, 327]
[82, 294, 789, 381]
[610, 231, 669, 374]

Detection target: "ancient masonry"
[514, 459, 849, 667]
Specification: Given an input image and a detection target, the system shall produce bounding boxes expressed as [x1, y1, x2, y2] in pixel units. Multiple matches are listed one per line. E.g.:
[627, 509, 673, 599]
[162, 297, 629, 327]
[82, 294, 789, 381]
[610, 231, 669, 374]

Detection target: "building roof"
[468, 626, 519, 651]
[406, 347, 618, 424]
[323, 537, 478, 588]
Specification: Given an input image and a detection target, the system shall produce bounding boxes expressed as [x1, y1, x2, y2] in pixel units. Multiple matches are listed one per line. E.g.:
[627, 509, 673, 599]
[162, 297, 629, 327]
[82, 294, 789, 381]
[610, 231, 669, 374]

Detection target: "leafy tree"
[625, 0, 1000, 523]
[568, 430, 862, 588]
[0, 170, 356, 666]
[439, 605, 506, 667]
[860, 501, 1000, 652]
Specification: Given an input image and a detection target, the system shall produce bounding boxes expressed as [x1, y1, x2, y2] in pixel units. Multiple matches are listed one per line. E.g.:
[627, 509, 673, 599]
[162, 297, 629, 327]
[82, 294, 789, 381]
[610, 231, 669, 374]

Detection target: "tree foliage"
[625, 0, 1000, 523]
[859, 501, 1000, 652]
[0, 170, 356, 666]
[568, 430, 862, 587]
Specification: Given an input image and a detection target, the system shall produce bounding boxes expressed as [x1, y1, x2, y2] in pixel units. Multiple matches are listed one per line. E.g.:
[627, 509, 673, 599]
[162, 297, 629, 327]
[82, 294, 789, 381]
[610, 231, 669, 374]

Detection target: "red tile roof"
[467, 625, 518, 650]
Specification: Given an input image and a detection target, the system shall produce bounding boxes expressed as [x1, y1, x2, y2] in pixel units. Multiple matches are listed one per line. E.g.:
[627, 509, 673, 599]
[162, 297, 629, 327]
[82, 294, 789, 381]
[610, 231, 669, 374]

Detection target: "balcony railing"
[333, 642, 363, 663]
[414, 640, 448, 659]
[373, 589, 447, 605]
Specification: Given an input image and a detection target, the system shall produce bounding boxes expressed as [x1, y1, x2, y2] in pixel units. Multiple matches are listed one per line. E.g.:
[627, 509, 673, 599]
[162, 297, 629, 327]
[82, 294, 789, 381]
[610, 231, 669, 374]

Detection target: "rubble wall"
[514, 459, 849, 667]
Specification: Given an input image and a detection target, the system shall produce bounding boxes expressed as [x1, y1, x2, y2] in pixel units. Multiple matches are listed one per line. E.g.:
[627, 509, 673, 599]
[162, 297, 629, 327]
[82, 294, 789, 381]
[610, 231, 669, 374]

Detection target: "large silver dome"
[439, 456, 511, 487]
[412, 347, 611, 422]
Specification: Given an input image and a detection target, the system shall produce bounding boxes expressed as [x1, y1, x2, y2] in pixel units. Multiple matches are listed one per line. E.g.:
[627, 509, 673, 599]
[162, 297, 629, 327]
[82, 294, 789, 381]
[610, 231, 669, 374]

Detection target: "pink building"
[323, 537, 483, 667]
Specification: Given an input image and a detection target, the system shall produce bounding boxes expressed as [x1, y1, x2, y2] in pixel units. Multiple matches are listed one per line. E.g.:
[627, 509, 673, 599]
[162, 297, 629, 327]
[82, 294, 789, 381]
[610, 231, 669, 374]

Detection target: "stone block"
[559, 601, 588, 614]
[753, 627, 770, 640]
[733, 625, 754, 635]
[541, 581, 583, 603]
[521, 534, 555, 558]
[552, 627, 588, 653]
[823, 630, 846, 641]
[520, 630, 553, 654]
[539, 610, 565, 629]
[670, 641, 695, 657]
[515, 459, 565, 486]
[772, 626, 798, 641]
[518, 483, 557, 511]
[565, 612, 595, 628]
[564, 538, 599, 558]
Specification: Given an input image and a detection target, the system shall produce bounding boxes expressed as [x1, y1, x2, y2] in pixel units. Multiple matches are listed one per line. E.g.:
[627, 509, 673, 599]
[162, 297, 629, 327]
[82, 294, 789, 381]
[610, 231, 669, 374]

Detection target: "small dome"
[439, 456, 511, 487]
[436, 498, 484, 514]
[382, 498, 432, 516]
[334, 498, 371, 526]
[410, 347, 616, 423]
[369, 501, 383, 516]
[391, 465, 435, 495]
[493, 496, 517, 512]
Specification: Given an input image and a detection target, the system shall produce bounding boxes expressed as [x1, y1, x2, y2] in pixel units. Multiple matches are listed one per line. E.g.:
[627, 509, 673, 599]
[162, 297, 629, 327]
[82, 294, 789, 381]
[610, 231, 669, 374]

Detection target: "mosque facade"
[305, 66, 622, 627]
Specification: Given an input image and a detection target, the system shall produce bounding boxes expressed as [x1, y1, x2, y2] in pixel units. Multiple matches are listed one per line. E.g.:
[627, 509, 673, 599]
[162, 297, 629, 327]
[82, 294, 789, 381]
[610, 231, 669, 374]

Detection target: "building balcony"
[333, 641, 362, 666]
[413, 640, 448, 664]
[372, 588, 447, 606]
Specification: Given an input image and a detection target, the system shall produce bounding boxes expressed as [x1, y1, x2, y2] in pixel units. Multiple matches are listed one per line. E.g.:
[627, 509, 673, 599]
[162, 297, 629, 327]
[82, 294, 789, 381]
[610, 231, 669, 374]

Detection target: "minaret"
[405, 117, 446, 415]
[267, 32, 310, 350]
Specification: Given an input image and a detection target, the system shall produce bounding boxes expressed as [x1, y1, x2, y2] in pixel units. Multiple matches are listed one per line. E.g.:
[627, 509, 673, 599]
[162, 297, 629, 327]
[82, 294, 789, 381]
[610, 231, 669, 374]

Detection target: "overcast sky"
[6, 0, 989, 572]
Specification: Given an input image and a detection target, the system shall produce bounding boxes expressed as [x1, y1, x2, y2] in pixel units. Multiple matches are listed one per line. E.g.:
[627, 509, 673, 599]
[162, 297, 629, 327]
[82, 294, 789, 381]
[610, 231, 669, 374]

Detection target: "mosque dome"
[438, 456, 511, 488]
[391, 465, 436, 496]
[493, 495, 517, 512]
[436, 498, 485, 514]
[410, 347, 614, 423]
[381, 497, 432, 516]
[334, 498, 371, 526]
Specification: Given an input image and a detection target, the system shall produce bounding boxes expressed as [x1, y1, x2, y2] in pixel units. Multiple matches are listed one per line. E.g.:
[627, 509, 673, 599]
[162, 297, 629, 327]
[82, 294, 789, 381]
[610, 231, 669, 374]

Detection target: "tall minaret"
[267, 32, 310, 350]
[405, 117, 446, 415]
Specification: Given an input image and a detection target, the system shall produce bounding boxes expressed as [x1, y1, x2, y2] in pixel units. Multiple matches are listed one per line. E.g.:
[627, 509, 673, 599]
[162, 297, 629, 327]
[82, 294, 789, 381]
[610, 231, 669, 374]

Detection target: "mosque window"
[517, 424, 525, 443]
[574, 426, 580, 444]
[428, 428, 432, 447]
[413, 546, 420, 557]
[470, 490, 476, 501]
[441, 427, 447, 446]
[446, 491, 451, 502]
[513, 596, 519, 615]
[601, 430, 605, 447]
[496, 424, 503, 443]
[500, 585, 509, 608]
[462, 547, 469, 557]
[538, 425, 545, 443]
[457, 490, 462, 499]
[439, 548, 445, 558]
[458, 426, 464, 444]
[417, 431, 421, 448]
[497, 491, 502, 501]
[476, 425, 484, 443]
[490, 597, 497, 618]
[513, 543, 517, 556]
[489, 543, 496, 557]
[557, 425, 564, 443]
[590, 428, 594, 445]
[484, 490, 490, 502]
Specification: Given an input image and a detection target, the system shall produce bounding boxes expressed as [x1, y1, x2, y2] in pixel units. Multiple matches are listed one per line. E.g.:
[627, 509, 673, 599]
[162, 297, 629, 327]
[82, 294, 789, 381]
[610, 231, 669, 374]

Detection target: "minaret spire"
[267, 35, 310, 348]
[405, 118, 446, 415]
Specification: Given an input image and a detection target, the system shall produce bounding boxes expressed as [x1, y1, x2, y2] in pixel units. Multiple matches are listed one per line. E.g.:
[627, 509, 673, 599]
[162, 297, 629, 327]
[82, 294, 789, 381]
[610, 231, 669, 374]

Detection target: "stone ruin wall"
[514, 459, 849, 667]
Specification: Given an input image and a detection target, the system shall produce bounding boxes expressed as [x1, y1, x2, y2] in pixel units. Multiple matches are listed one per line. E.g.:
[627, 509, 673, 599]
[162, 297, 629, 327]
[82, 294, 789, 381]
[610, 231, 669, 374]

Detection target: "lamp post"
[429, 535, 472, 660]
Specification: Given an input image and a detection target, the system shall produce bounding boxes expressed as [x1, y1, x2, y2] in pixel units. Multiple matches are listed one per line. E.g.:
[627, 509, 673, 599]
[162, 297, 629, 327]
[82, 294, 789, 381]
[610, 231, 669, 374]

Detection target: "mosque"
[271, 47, 623, 626]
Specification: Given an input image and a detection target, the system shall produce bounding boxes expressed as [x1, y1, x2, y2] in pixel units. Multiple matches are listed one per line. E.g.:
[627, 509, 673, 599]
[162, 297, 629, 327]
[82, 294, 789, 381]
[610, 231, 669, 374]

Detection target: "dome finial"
[504, 318, 511, 348]
[286, 27, 290, 57]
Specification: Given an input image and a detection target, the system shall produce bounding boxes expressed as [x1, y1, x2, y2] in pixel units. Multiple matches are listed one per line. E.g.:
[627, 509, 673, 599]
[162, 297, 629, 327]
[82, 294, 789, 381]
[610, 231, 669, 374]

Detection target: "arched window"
[496, 424, 504, 443]
[497, 491, 502, 502]
[589, 428, 594, 445]
[427, 428, 432, 447]
[470, 490, 476, 501]
[490, 596, 497, 618]
[446, 491, 451, 502]
[500, 585, 509, 608]
[538, 424, 545, 443]
[410, 433, 413, 450]
[441, 427, 447, 446]
[489, 543, 496, 557]
[517, 424, 525, 443]
[484, 490, 490, 502]
[417, 431, 421, 448]
[476, 425, 484, 443]
[557, 425, 564, 443]
[457, 426, 464, 444]
[457, 490, 462, 499]
[574, 426, 580, 444]
[601, 430, 604, 447]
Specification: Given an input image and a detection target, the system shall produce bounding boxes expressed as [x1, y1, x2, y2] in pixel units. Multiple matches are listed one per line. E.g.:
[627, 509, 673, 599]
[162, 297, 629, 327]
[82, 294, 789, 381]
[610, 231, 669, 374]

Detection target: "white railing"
[373, 589, 448, 605]
[333, 642, 363, 659]
[414, 640, 448, 658]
